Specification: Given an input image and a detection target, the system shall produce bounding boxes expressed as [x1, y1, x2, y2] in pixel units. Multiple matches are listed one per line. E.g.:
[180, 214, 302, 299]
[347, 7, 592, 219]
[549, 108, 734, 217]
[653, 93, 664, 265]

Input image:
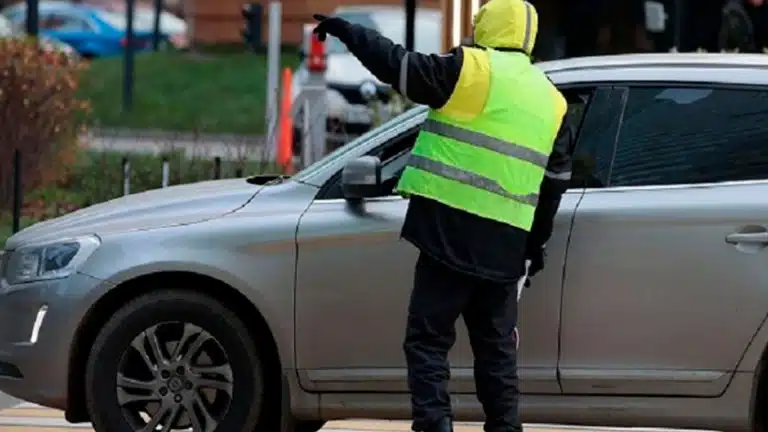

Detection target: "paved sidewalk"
[83, 133, 269, 161]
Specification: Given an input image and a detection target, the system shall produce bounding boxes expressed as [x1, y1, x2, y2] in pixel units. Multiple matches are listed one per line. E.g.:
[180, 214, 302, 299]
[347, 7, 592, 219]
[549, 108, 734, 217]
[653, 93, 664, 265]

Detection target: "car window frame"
[315, 126, 420, 200]
[566, 85, 626, 190]
[597, 81, 768, 192]
[294, 106, 428, 187]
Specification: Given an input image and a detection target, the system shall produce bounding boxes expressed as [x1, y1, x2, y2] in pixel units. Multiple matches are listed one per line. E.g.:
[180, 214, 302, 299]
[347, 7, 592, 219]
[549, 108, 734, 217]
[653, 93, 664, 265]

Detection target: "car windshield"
[326, 10, 442, 54]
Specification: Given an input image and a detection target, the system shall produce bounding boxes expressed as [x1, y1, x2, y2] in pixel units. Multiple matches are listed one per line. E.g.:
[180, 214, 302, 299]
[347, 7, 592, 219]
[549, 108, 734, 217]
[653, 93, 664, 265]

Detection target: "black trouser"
[404, 252, 521, 432]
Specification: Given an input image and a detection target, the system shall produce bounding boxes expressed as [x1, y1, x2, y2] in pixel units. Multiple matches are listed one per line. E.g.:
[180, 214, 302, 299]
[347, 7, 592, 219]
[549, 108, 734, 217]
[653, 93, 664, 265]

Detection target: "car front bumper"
[0, 272, 107, 411]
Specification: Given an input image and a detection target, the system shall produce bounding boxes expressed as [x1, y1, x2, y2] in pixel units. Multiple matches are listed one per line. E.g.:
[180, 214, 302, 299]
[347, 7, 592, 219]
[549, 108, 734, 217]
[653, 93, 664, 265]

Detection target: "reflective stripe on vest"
[522, 1, 534, 55]
[407, 154, 539, 206]
[421, 119, 549, 169]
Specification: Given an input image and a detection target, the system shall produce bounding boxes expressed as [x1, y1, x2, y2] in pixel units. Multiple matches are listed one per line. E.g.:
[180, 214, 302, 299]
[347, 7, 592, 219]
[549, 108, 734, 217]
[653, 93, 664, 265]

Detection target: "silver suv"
[2, 53, 768, 432]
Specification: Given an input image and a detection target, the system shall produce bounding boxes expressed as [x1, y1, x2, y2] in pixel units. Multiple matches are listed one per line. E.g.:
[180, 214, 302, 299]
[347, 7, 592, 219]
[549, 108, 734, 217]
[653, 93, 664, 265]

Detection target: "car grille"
[329, 83, 392, 105]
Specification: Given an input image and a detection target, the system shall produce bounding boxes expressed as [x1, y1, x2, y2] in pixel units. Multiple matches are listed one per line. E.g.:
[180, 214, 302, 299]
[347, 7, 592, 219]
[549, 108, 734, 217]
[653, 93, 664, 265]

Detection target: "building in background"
[191, 0, 438, 45]
[2, 0, 764, 52]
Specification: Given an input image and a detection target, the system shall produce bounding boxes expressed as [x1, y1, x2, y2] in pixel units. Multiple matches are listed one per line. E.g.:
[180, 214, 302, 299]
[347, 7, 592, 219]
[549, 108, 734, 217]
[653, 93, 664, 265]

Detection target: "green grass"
[78, 50, 300, 134]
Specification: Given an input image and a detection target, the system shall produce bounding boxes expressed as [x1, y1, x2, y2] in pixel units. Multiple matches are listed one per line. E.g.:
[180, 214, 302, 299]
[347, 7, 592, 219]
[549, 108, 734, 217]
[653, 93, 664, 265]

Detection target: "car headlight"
[3, 235, 100, 285]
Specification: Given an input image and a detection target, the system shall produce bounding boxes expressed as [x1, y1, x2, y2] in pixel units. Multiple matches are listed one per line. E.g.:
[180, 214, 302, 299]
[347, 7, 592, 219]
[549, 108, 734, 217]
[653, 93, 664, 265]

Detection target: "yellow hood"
[473, 0, 538, 55]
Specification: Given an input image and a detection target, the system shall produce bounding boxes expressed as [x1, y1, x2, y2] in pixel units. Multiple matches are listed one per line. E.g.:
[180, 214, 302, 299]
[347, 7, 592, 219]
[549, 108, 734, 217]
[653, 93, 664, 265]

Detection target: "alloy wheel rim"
[116, 322, 234, 432]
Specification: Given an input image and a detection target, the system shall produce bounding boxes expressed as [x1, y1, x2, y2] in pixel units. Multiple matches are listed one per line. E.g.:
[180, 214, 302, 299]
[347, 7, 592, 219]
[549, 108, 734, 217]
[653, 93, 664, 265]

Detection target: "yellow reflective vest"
[396, 48, 566, 231]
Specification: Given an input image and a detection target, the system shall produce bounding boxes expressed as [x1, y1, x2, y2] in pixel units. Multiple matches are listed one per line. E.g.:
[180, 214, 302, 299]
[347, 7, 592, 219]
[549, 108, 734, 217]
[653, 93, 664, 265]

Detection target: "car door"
[294, 86, 598, 395]
[294, 126, 422, 393]
[559, 84, 768, 396]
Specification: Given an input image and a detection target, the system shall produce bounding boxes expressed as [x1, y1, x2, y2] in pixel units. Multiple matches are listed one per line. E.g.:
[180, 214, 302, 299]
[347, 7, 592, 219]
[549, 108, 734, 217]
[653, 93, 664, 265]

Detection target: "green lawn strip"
[78, 51, 299, 134]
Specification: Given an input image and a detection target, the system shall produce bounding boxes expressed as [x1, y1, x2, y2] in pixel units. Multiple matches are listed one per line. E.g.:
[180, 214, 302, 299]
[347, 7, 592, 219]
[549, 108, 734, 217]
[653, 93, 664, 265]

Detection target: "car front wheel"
[85, 289, 263, 432]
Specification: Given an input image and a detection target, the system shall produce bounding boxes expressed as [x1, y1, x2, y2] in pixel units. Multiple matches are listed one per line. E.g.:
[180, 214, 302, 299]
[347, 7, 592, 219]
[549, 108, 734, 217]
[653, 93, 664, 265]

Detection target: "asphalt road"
[0, 395, 709, 432]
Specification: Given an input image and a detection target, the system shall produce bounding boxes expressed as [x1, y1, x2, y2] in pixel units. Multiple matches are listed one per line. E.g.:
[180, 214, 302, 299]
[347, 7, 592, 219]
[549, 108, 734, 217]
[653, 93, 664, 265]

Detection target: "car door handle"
[725, 231, 768, 245]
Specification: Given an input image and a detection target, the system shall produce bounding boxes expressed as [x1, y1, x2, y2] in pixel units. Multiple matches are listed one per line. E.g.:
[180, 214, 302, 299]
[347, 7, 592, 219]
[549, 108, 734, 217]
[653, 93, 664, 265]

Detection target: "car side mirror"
[341, 156, 382, 200]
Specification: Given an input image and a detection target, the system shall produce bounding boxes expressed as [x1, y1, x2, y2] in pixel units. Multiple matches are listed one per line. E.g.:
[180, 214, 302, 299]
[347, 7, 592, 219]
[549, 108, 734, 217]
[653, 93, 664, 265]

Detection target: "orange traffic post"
[278, 67, 294, 174]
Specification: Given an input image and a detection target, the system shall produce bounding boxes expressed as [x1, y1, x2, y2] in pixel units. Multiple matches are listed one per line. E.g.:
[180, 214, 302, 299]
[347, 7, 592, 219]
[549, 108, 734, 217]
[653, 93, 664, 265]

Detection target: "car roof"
[539, 52, 768, 72]
[540, 53, 768, 86]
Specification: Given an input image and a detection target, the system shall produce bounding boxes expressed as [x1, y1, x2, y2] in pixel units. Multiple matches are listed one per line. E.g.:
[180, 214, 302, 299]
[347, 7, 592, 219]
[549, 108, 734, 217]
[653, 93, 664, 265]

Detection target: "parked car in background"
[292, 5, 442, 148]
[132, 7, 186, 49]
[3, 53, 768, 432]
[80, 0, 189, 49]
[1, 0, 164, 57]
[0, 13, 79, 60]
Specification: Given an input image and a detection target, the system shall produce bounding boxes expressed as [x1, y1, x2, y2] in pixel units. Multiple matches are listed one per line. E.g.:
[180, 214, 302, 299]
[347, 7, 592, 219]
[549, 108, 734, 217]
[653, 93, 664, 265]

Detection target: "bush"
[0, 37, 88, 210]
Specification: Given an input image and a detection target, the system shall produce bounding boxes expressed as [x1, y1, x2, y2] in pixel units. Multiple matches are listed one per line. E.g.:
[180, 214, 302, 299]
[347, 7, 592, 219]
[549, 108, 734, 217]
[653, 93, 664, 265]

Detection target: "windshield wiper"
[265, 175, 287, 185]
[245, 174, 288, 185]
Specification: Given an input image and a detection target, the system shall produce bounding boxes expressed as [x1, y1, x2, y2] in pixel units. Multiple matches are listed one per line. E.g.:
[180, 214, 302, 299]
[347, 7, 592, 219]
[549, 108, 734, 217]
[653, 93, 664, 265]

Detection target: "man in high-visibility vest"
[313, 1, 572, 431]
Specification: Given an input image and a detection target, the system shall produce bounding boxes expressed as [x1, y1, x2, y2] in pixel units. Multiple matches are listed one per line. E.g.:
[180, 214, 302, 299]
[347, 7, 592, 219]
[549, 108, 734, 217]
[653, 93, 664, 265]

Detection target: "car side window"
[610, 86, 768, 187]
[42, 14, 91, 31]
[40, 14, 67, 30]
[317, 129, 418, 200]
[558, 86, 624, 189]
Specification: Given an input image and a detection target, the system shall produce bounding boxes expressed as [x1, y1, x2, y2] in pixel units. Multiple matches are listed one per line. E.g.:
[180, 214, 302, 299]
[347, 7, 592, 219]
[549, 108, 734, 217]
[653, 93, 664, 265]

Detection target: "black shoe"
[418, 417, 453, 432]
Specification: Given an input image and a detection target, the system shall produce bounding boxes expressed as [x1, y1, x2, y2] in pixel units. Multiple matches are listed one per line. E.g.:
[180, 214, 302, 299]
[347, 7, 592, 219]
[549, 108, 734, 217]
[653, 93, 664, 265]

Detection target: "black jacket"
[331, 21, 573, 281]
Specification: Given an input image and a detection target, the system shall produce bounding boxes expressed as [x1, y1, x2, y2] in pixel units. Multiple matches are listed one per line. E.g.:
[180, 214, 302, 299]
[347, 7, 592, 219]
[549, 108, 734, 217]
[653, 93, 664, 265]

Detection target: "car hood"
[5, 178, 260, 248]
[325, 52, 381, 85]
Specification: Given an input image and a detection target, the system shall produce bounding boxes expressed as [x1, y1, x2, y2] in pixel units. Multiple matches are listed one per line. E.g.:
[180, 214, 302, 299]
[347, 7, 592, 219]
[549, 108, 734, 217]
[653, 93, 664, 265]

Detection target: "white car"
[117, 6, 188, 49]
[292, 5, 442, 148]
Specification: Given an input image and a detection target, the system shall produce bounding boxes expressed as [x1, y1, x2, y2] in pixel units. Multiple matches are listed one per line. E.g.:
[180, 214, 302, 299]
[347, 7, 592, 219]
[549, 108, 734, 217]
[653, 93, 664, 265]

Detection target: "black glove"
[312, 14, 349, 41]
[523, 246, 546, 287]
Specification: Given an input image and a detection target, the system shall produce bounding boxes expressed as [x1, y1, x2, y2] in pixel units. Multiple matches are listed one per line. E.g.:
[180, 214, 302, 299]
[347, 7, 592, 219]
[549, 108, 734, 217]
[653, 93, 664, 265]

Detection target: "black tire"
[85, 289, 263, 432]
